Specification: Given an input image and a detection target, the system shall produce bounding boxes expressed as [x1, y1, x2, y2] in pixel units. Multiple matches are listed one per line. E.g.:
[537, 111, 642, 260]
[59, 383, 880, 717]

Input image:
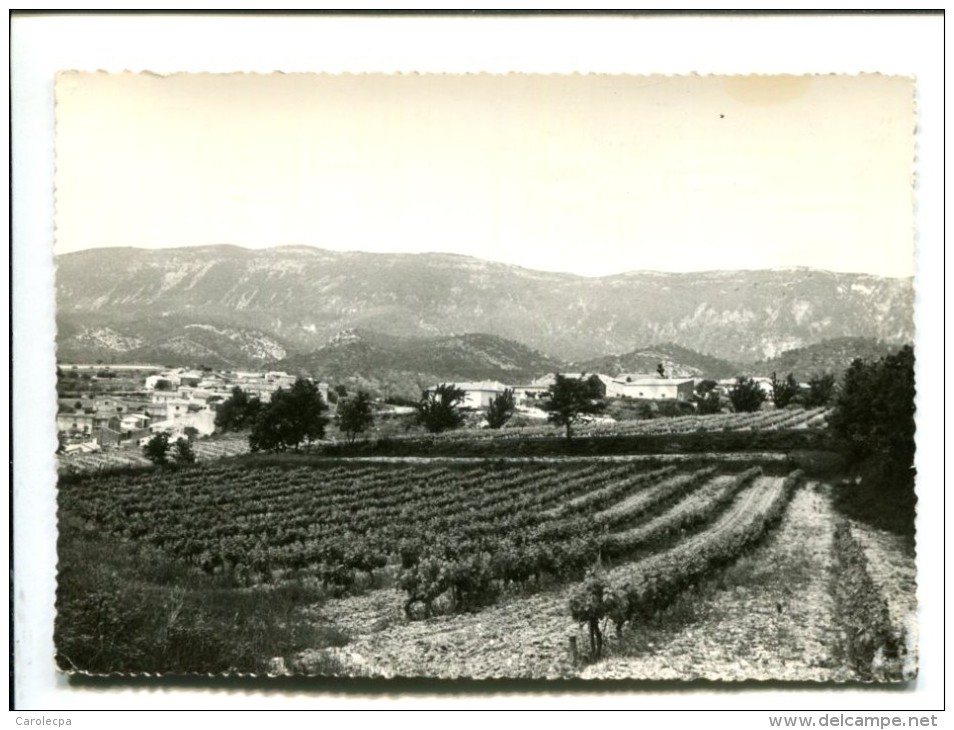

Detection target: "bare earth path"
[584, 482, 851, 681]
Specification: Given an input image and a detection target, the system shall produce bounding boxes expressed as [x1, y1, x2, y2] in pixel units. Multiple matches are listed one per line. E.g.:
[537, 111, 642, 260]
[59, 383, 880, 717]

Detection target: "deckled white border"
[10, 12, 944, 716]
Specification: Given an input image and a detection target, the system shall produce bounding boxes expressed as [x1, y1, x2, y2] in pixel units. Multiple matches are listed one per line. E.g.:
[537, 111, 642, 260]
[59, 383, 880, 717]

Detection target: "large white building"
[427, 381, 508, 409]
[613, 377, 695, 401]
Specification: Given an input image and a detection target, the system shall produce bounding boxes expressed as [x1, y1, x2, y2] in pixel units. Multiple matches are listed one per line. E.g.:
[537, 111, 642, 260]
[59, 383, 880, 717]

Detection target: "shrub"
[485, 388, 516, 429]
[250, 377, 329, 452]
[173, 438, 196, 465]
[729, 377, 767, 413]
[540, 374, 606, 440]
[215, 386, 262, 432]
[804, 372, 836, 407]
[771, 372, 800, 409]
[416, 384, 466, 434]
[336, 390, 375, 443]
[569, 573, 611, 659]
[143, 432, 171, 466]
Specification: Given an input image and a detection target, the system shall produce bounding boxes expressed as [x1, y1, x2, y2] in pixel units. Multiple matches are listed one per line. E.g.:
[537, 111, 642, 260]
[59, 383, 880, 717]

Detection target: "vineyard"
[59, 449, 915, 679]
[62, 460, 735, 594]
[57, 433, 250, 474]
[395, 406, 832, 441]
[54, 408, 831, 475]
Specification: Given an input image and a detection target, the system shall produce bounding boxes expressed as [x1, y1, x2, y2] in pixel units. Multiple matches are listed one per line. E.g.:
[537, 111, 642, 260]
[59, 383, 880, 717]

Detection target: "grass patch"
[55, 517, 347, 675]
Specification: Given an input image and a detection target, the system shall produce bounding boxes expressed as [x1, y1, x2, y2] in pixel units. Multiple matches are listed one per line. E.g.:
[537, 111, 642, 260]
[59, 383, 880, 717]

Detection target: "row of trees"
[691, 372, 837, 414]
[205, 374, 605, 453]
[419, 374, 606, 440]
[147, 352, 890, 458]
[204, 368, 839, 454]
[213, 380, 377, 451]
[142, 432, 196, 467]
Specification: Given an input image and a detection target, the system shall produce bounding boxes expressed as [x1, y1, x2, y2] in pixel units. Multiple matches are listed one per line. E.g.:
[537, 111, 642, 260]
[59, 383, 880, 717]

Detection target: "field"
[57, 433, 251, 474]
[55, 408, 831, 475]
[427, 406, 832, 440]
[55, 446, 915, 681]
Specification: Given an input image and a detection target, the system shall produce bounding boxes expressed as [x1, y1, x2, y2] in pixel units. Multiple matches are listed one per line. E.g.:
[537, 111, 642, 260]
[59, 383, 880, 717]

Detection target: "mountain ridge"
[56, 244, 914, 365]
[57, 243, 912, 282]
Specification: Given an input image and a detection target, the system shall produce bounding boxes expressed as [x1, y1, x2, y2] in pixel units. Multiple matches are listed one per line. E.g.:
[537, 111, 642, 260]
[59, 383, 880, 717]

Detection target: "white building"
[614, 377, 695, 401]
[120, 413, 151, 432]
[149, 409, 216, 437]
[427, 381, 508, 409]
[144, 372, 181, 390]
[531, 372, 619, 397]
[511, 384, 550, 407]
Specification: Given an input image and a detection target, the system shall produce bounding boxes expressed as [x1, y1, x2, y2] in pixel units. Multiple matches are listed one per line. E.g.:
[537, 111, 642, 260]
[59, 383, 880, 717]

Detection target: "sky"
[54, 72, 915, 278]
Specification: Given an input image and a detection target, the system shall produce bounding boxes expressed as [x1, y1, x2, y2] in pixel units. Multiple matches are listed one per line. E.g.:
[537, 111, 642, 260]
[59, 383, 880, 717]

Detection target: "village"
[56, 364, 326, 455]
[55, 361, 785, 457]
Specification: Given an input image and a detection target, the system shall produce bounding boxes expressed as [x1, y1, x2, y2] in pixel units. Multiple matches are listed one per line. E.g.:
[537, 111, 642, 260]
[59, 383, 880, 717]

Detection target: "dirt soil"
[586, 483, 852, 681]
[294, 482, 911, 682]
[847, 520, 918, 679]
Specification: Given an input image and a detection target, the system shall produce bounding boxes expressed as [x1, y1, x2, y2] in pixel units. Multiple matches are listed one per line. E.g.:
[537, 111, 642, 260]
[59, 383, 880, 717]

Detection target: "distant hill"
[56, 245, 914, 365]
[55, 314, 289, 369]
[279, 329, 565, 401]
[574, 343, 739, 380]
[751, 337, 904, 381]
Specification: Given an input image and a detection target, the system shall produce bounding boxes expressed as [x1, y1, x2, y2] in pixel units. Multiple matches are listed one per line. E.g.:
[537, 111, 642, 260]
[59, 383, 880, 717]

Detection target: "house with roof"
[145, 372, 180, 391]
[120, 413, 151, 432]
[426, 381, 509, 409]
[179, 370, 205, 387]
[510, 383, 550, 407]
[613, 375, 695, 401]
[149, 409, 216, 437]
[717, 377, 775, 398]
[531, 372, 618, 397]
[93, 426, 123, 448]
[57, 410, 122, 435]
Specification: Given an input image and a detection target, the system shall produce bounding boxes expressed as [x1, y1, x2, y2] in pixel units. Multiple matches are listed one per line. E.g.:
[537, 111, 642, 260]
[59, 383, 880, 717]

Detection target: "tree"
[828, 346, 916, 534]
[154, 378, 173, 391]
[215, 386, 262, 432]
[693, 379, 721, 415]
[173, 438, 196, 465]
[249, 377, 329, 452]
[540, 373, 605, 440]
[804, 372, 836, 407]
[143, 432, 171, 466]
[728, 377, 767, 413]
[485, 388, 516, 429]
[336, 390, 375, 443]
[416, 384, 466, 434]
[829, 346, 915, 467]
[771, 371, 800, 409]
[656, 363, 666, 378]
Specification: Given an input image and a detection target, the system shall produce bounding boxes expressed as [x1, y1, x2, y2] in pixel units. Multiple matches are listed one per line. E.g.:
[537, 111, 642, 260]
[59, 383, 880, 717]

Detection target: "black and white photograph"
[48, 70, 919, 683]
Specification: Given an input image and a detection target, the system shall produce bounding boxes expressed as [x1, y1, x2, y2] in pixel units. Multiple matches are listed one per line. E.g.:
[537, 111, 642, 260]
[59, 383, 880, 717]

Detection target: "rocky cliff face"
[56, 245, 913, 366]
